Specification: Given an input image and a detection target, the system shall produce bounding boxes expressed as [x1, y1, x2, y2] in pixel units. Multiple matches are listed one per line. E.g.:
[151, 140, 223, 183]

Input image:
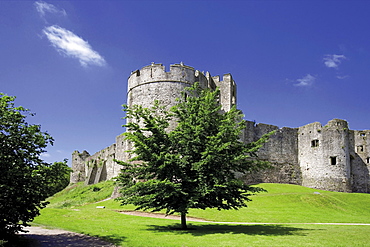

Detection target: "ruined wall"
[350, 130, 370, 192]
[114, 134, 127, 165]
[70, 150, 90, 183]
[298, 119, 351, 192]
[242, 121, 301, 185]
[69, 135, 129, 185]
[84, 143, 117, 185]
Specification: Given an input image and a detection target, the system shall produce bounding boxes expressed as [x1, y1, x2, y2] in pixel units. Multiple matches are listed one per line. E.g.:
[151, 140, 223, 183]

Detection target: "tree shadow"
[146, 223, 317, 237]
[9, 232, 124, 247]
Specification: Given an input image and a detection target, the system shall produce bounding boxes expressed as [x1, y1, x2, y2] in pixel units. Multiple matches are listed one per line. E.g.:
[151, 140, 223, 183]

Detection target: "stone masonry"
[70, 63, 370, 193]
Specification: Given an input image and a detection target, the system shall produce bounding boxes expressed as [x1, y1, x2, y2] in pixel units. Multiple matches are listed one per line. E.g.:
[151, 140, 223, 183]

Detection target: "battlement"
[128, 63, 197, 93]
[211, 73, 234, 83]
[128, 63, 235, 93]
[126, 62, 237, 113]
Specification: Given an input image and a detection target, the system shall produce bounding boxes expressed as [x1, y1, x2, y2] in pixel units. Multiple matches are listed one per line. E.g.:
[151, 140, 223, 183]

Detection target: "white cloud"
[323, 54, 346, 69]
[336, 75, 349, 80]
[34, 1, 66, 18]
[43, 25, 106, 67]
[40, 153, 51, 158]
[294, 74, 316, 87]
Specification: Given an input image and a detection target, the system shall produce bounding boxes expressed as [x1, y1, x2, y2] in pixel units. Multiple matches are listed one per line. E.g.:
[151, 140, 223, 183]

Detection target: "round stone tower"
[127, 62, 236, 113]
[128, 63, 201, 110]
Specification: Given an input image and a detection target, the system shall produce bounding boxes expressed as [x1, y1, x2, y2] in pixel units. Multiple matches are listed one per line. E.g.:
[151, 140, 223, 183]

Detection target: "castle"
[70, 63, 370, 193]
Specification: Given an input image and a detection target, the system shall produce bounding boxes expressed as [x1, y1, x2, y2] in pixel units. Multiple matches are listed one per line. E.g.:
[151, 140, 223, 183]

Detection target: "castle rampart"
[242, 122, 301, 185]
[71, 62, 370, 193]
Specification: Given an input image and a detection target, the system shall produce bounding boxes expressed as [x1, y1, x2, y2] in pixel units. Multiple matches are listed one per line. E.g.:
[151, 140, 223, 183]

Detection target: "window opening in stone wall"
[330, 156, 337, 165]
[360, 133, 366, 137]
[311, 139, 319, 147]
[367, 157, 370, 164]
[357, 145, 364, 152]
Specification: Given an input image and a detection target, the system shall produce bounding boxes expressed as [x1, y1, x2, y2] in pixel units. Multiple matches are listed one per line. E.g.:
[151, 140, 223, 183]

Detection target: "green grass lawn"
[31, 181, 370, 246]
[189, 183, 370, 223]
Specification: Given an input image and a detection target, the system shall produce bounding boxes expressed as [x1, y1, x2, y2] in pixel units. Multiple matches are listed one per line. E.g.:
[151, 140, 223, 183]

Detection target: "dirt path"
[19, 226, 118, 247]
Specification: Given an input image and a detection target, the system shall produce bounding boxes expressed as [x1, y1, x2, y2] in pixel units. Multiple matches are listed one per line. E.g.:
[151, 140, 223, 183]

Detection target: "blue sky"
[1, 1, 370, 164]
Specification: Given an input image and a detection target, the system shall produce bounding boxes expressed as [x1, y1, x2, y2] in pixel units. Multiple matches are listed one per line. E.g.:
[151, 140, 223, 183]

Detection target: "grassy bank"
[31, 181, 370, 246]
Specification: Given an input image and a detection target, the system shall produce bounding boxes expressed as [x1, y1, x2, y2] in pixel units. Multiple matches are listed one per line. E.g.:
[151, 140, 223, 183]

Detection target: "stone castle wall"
[350, 130, 370, 192]
[70, 150, 90, 183]
[242, 121, 301, 185]
[71, 63, 370, 193]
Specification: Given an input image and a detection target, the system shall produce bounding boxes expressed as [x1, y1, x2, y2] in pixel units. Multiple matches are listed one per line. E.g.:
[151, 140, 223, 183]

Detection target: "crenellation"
[71, 62, 370, 193]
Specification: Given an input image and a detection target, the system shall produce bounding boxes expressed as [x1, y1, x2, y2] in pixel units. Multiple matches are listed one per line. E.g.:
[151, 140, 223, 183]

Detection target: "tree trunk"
[181, 212, 187, 230]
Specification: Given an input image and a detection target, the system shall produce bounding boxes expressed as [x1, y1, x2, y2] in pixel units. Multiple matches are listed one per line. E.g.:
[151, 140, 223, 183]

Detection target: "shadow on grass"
[146, 223, 315, 237]
[9, 232, 124, 247]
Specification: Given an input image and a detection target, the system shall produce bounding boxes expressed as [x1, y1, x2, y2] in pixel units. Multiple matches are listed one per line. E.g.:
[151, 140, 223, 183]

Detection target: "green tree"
[116, 84, 272, 229]
[40, 159, 72, 196]
[0, 93, 54, 236]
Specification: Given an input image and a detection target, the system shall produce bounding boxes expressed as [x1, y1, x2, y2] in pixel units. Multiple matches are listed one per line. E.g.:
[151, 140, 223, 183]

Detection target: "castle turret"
[127, 63, 236, 110]
[298, 119, 351, 192]
[212, 74, 236, 112]
[127, 63, 197, 111]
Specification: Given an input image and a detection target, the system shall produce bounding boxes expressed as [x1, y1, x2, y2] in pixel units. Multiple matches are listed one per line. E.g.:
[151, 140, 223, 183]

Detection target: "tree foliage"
[41, 159, 72, 196]
[0, 93, 68, 236]
[116, 84, 272, 229]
